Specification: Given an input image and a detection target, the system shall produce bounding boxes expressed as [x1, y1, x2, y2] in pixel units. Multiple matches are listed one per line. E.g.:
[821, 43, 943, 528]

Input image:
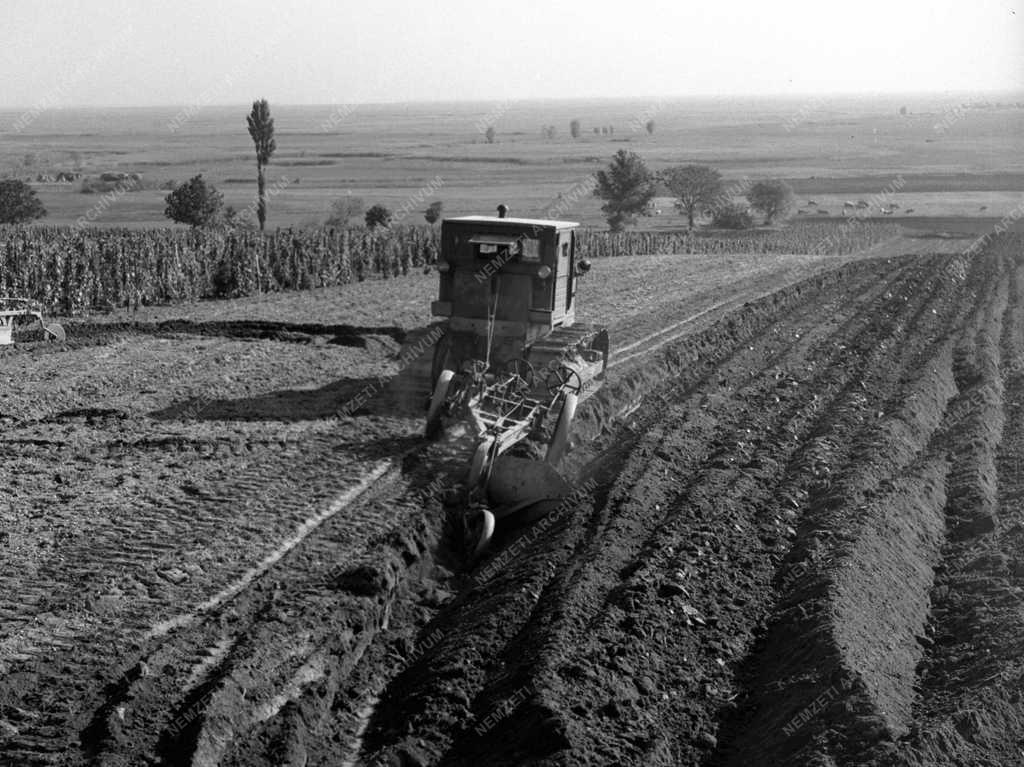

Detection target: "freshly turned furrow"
[503, 259, 961, 767]
[894, 245, 1024, 766]
[352, 255, 968, 766]
[353, 259, 906, 765]
[452, 252, 978, 765]
[573, 252, 970, 765]
[713, 250, 1006, 766]
[572, 256, 907, 445]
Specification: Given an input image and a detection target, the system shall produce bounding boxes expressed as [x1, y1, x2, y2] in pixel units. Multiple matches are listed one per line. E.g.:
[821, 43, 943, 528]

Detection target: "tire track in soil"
[68, 430, 483, 767]
[0, 430, 421, 766]
[344, 254, 972, 766]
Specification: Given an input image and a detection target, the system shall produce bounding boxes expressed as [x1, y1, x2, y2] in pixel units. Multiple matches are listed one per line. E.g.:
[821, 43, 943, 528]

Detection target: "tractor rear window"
[474, 244, 516, 264]
[471, 234, 523, 262]
[476, 243, 505, 256]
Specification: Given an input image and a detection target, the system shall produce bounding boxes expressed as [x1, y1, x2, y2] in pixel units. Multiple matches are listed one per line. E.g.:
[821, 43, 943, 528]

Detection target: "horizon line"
[1, 87, 1022, 112]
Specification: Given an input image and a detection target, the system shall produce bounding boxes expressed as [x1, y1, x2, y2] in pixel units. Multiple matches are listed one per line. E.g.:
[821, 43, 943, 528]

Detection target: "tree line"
[594, 149, 796, 231]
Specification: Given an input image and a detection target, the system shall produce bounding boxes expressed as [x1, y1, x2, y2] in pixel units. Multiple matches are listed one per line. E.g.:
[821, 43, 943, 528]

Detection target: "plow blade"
[486, 454, 572, 514]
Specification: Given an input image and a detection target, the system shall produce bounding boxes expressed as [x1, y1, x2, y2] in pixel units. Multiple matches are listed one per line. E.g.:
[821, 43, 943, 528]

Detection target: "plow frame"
[0, 297, 65, 346]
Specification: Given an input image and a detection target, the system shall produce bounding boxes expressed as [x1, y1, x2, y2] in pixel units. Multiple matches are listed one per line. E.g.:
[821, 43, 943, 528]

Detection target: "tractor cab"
[389, 205, 608, 556]
[430, 206, 591, 370]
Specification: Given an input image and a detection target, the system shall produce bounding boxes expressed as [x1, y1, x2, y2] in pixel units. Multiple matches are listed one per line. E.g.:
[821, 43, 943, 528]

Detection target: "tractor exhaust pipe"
[497, 204, 509, 218]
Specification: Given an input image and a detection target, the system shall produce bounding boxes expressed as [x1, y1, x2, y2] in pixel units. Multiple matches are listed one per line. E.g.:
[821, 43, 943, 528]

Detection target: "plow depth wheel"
[546, 366, 583, 397]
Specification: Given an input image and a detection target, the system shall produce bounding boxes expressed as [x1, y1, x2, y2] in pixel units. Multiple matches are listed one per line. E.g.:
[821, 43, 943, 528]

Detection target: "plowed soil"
[3, 236, 1023, 767]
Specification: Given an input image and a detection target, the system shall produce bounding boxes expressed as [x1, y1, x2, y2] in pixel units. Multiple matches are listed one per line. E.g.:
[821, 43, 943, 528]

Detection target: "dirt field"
[6, 227, 1021, 765]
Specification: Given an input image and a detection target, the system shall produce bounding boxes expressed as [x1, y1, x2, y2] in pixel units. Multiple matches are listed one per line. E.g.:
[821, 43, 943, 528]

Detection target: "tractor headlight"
[536, 265, 552, 279]
[436, 260, 451, 273]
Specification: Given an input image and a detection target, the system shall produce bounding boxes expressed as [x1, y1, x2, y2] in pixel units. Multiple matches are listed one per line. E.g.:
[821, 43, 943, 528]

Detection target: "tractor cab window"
[475, 242, 516, 259]
[471, 234, 523, 264]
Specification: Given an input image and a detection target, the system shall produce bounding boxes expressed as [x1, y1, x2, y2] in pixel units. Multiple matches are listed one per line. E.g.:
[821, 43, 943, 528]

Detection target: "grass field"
[1, 93, 1021, 230]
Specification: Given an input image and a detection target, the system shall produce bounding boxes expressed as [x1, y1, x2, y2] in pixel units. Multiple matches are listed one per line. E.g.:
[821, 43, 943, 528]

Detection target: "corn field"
[577, 221, 900, 258]
[0, 221, 901, 314]
[0, 226, 440, 314]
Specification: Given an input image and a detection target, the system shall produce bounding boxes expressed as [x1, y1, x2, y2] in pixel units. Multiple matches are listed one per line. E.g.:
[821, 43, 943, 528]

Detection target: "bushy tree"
[0, 179, 46, 223]
[326, 195, 365, 227]
[593, 149, 656, 231]
[246, 99, 277, 231]
[164, 174, 223, 227]
[570, 119, 581, 139]
[746, 179, 796, 225]
[365, 204, 392, 229]
[424, 201, 443, 224]
[711, 203, 753, 230]
[663, 165, 723, 229]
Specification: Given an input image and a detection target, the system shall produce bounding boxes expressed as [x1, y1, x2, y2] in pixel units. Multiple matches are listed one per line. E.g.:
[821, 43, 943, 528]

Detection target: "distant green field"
[0, 94, 1021, 230]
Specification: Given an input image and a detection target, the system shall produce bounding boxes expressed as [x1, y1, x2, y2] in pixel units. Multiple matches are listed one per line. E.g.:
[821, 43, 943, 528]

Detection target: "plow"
[0, 297, 65, 346]
[390, 205, 608, 553]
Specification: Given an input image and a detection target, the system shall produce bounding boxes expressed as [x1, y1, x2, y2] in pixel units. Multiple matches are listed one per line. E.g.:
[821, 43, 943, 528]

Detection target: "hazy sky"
[1, 0, 1021, 108]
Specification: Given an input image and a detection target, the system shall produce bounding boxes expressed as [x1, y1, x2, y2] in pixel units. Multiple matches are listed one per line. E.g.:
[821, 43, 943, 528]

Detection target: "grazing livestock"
[904, 209, 915, 214]
[855, 200, 869, 208]
[807, 200, 818, 206]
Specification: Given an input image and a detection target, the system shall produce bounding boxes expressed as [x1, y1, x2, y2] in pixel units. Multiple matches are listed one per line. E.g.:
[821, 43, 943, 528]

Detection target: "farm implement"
[389, 206, 608, 553]
[0, 297, 65, 346]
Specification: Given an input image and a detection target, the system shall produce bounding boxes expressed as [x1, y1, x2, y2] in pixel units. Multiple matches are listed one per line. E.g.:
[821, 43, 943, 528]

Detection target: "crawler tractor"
[390, 206, 608, 552]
